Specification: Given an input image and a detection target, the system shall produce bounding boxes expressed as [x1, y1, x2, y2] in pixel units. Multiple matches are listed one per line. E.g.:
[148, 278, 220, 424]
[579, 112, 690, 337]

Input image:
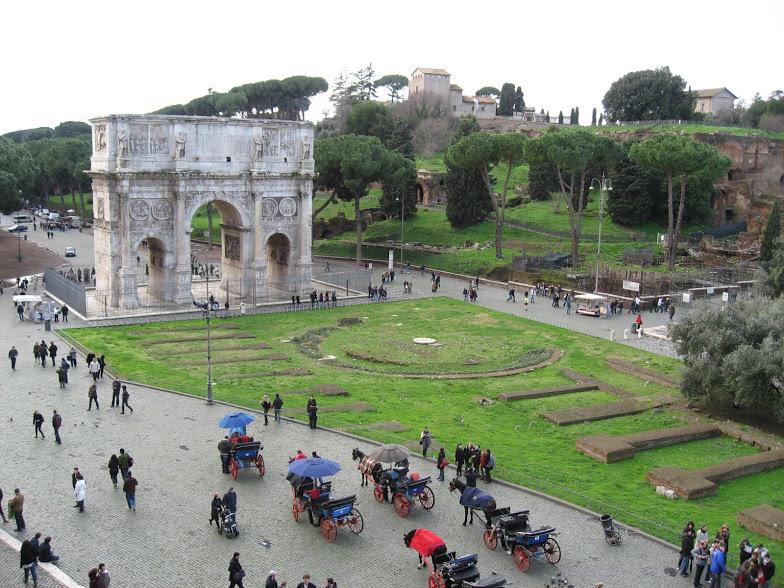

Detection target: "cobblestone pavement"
[0, 296, 706, 588]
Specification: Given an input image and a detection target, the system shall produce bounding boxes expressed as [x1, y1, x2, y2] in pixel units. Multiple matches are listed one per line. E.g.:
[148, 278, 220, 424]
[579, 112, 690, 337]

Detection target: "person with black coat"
[33, 411, 45, 439]
[464, 467, 478, 488]
[679, 521, 696, 576]
[223, 487, 237, 514]
[108, 455, 120, 487]
[260, 395, 272, 425]
[48, 342, 57, 366]
[306, 396, 318, 429]
[228, 552, 244, 588]
[272, 393, 283, 422]
[38, 537, 59, 563]
[210, 493, 223, 526]
[20, 539, 38, 586]
[455, 444, 465, 476]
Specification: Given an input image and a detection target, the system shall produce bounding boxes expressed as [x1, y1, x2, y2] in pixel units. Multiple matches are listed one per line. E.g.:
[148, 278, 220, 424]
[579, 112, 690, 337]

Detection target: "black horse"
[448, 478, 496, 526]
[351, 447, 382, 487]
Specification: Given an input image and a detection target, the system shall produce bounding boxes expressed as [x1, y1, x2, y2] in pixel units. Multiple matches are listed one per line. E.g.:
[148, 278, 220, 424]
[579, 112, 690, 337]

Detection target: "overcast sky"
[2, 0, 782, 135]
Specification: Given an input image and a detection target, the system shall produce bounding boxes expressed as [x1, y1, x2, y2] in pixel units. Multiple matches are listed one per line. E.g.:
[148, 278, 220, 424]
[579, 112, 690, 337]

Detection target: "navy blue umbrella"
[218, 412, 256, 429]
[287, 458, 341, 478]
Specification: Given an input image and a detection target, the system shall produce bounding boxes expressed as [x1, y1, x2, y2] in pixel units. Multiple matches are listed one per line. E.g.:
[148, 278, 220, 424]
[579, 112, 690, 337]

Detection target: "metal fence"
[44, 267, 87, 315]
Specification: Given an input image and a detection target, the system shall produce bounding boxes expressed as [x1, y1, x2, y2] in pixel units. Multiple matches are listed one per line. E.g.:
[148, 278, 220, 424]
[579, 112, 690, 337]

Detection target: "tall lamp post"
[395, 196, 404, 267]
[589, 175, 612, 293]
[195, 252, 214, 405]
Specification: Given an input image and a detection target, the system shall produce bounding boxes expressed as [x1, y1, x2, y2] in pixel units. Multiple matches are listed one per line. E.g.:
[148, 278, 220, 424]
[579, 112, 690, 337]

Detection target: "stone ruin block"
[575, 435, 635, 463]
[737, 505, 784, 542]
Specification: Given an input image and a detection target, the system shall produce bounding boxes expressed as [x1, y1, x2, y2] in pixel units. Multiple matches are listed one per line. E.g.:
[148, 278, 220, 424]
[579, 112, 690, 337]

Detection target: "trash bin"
[44, 319, 51, 332]
[630, 322, 637, 334]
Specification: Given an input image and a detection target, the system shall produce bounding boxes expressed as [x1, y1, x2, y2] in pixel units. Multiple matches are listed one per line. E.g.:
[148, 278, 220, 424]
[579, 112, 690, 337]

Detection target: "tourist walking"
[419, 427, 432, 458]
[708, 541, 726, 588]
[121, 385, 133, 413]
[228, 552, 245, 588]
[61, 305, 69, 322]
[68, 347, 77, 367]
[52, 410, 62, 444]
[39, 340, 47, 369]
[74, 473, 86, 512]
[692, 540, 709, 587]
[8, 345, 18, 370]
[111, 378, 121, 407]
[89, 358, 100, 381]
[10, 488, 25, 530]
[57, 360, 69, 389]
[210, 493, 222, 526]
[98, 354, 106, 378]
[307, 395, 318, 429]
[455, 443, 465, 476]
[223, 486, 238, 514]
[108, 455, 120, 487]
[123, 470, 138, 511]
[20, 539, 38, 587]
[33, 342, 40, 365]
[273, 393, 283, 422]
[264, 570, 286, 588]
[261, 395, 272, 425]
[436, 447, 447, 481]
[88, 383, 99, 410]
[117, 448, 133, 479]
[97, 563, 110, 588]
[48, 342, 57, 366]
[296, 574, 316, 588]
[33, 410, 45, 439]
[17, 303, 24, 321]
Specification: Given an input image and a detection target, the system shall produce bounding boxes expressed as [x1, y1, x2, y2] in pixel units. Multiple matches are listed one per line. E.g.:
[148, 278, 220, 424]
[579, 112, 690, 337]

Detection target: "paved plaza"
[0, 287, 711, 588]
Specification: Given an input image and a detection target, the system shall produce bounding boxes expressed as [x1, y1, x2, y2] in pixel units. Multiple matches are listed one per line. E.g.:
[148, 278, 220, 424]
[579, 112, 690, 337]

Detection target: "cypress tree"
[445, 116, 492, 229]
[760, 200, 782, 266]
[569, 108, 575, 124]
[513, 86, 525, 112]
[591, 107, 597, 126]
[574, 106, 580, 125]
[545, 111, 550, 123]
[558, 111, 564, 124]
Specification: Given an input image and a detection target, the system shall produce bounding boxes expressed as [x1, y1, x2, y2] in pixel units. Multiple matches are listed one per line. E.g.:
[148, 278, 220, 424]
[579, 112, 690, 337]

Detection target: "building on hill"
[694, 88, 737, 114]
[410, 67, 496, 119]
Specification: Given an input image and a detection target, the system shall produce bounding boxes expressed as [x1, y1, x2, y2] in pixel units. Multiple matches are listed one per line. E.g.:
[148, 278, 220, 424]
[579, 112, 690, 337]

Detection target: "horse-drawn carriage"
[353, 445, 435, 518]
[482, 508, 561, 572]
[404, 528, 508, 588]
[227, 441, 265, 480]
[288, 458, 364, 543]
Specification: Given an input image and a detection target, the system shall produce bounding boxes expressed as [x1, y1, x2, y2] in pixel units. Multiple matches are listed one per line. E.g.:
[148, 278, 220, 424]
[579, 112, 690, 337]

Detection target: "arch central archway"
[266, 233, 291, 294]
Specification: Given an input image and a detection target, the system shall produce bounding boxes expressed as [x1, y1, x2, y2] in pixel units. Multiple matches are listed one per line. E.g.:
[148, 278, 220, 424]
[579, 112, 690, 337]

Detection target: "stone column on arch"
[173, 192, 193, 304]
[118, 190, 140, 310]
[249, 187, 267, 302]
[296, 178, 314, 294]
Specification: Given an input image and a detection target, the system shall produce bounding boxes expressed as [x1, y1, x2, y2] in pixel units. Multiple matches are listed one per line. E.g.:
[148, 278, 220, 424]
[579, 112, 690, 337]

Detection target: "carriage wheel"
[605, 530, 621, 546]
[347, 508, 364, 534]
[373, 485, 385, 503]
[229, 458, 239, 480]
[544, 538, 561, 564]
[428, 575, 446, 588]
[428, 577, 437, 588]
[418, 486, 435, 510]
[393, 493, 411, 518]
[217, 522, 224, 535]
[292, 498, 303, 522]
[320, 517, 337, 542]
[513, 545, 530, 572]
[257, 454, 265, 477]
[483, 529, 498, 551]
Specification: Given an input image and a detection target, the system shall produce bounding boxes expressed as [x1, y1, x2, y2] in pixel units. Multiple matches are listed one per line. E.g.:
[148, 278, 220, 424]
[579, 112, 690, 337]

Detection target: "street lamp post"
[590, 175, 612, 293]
[396, 196, 404, 267]
[17, 230, 22, 263]
[196, 252, 214, 405]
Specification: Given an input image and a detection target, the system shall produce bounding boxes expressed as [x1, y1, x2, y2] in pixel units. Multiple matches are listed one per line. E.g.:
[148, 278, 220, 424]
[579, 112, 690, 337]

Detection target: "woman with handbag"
[229, 552, 245, 588]
[436, 448, 448, 481]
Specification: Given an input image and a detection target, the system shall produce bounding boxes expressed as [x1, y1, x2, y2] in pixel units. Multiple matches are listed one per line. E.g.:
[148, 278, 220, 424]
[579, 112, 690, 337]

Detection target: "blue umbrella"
[218, 412, 256, 429]
[287, 458, 342, 479]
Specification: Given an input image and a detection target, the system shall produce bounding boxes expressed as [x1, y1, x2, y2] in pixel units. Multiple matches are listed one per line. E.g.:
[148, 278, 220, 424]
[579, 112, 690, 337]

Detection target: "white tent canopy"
[574, 293, 607, 302]
[12, 294, 43, 303]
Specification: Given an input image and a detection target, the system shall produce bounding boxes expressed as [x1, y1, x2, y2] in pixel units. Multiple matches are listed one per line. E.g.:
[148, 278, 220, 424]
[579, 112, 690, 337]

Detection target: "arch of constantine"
[88, 115, 314, 310]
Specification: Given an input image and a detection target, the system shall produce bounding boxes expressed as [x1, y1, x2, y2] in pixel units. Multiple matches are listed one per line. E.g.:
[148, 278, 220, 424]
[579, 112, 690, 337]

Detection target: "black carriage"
[482, 508, 561, 573]
[374, 472, 435, 518]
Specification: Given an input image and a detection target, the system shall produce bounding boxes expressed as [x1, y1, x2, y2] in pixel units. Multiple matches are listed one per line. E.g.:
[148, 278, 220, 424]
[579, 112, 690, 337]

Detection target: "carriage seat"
[399, 475, 431, 489]
[516, 525, 555, 539]
[499, 512, 530, 533]
[321, 495, 356, 510]
[431, 548, 454, 566]
[232, 441, 261, 451]
[464, 574, 508, 588]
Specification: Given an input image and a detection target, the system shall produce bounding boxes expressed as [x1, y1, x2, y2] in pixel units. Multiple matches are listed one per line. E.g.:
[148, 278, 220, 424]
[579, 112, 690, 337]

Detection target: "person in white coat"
[73, 474, 86, 512]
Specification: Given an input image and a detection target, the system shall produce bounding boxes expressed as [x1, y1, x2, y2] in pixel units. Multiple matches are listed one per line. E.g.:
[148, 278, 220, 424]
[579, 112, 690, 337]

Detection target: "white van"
[13, 214, 33, 223]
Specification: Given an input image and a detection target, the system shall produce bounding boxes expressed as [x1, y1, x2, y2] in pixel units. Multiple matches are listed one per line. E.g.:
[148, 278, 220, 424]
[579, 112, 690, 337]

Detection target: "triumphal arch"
[89, 114, 314, 310]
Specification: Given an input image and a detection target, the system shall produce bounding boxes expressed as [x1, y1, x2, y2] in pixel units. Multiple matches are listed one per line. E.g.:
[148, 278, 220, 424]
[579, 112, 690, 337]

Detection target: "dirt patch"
[226, 368, 312, 379]
[473, 396, 495, 406]
[129, 323, 240, 335]
[144, 333, 255, 345]
[472, 313, 499, 325]
[311, 384, 349, 396]
[261, 353, 290, 361]
[540, 397, 674, 426]
[500, 383, 598, 401]
[337, 317, 363, 326]
[370, 420, 408, 433]
[176, 353, 278, 366]
[289, 401, 374, 414]
[463, 356, 484, 366]
[345, 349, 406, 366]
[163, 342, 272, 356]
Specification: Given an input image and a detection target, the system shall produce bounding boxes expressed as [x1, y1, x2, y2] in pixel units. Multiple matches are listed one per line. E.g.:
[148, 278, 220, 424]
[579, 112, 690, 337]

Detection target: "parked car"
[65, 246, 76, 257]
[13, 214, 33, 223]
[7, 224, 29, 233]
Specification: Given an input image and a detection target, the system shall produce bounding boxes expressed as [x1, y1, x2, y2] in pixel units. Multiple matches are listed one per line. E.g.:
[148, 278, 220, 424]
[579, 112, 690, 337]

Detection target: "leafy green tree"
[527, 162, 560, 201]
[448, 132, 527, 258]
[345, 101, 394, 144]
[557, 111, 563, 124]
[386, 119, 415, 160]
[573, 107, 579, 125]
[607, 150, 663, 226]
[0, 138, 36, 212]
[373, 75, 408, 102]
[526, 129, 623, 262]
[2, 127, 53, 143]
[351, 63, 377, 101]
[379, 151, 417, 220]
[602, 66, 694, 121]
[53, 121, 91, 138]
[763, 238, 784, 298]
[514, 87, 525, 113]
[760, 201, 782, 266]
[569, 108, 575, 125]
[475, 87, 500, 97]
[545, 111, 550, 123]
[314, 134, 395, 266]
[630, 134, 730, 270]
[591, 108, 597, 126]
[672, 297, 784, 423]
[445, 116, 491, 229]
[497, 83, 516, 116]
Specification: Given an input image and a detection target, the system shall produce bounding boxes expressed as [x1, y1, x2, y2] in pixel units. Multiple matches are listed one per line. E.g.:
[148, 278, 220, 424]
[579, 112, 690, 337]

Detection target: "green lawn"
[63, 298, 783, 567]
[313, 189, 382, 221]
[600, 123, 784, 141]
[48, 192, 93, 216]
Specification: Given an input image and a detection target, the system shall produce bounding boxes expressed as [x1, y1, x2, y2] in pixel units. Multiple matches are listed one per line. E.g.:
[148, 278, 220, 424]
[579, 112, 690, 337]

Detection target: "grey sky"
[2, 0, 782, 135]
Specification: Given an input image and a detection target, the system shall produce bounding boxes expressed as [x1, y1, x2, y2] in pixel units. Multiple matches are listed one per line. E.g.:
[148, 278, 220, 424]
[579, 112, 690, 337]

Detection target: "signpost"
[622, 280, 640, 292]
